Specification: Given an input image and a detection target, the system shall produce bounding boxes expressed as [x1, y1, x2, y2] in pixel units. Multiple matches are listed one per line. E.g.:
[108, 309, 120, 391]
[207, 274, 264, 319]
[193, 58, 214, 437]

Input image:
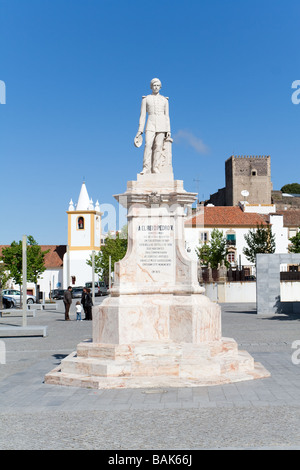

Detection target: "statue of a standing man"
[134, 78, 171, 175]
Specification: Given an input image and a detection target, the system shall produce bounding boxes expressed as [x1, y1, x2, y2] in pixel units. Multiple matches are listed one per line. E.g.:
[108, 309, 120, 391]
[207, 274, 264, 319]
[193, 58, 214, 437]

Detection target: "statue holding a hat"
[134, 78, 172, 175]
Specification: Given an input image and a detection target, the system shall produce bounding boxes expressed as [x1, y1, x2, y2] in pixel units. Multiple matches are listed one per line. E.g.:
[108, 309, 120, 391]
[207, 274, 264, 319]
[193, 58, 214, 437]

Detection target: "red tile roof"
[0, 245, 66, 268]
[185, 206, 268, 228]
[272, 210, 300, 227]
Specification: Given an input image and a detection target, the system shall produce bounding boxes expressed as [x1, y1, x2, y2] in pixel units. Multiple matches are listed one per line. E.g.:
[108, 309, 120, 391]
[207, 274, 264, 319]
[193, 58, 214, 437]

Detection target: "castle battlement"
[228, 155, 270, 160]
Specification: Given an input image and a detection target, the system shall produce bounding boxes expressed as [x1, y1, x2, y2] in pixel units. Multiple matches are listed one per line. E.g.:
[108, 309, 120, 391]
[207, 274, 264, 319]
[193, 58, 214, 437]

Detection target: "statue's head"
[150, 78, 161, 92]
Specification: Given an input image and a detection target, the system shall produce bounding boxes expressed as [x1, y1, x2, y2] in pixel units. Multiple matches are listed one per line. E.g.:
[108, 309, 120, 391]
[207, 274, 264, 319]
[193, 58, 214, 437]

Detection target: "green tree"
[1, 241, 23, 287]
[1, 236, 49, 304]
[288, 230, 300, 253]
[195, 229, 229, 269]
[0, 261, 10, 310]
[26, 236, 50, 302]
[86, 231, 128, 285]
[280, 183, 300, 194]
[243, 224, 276, 265]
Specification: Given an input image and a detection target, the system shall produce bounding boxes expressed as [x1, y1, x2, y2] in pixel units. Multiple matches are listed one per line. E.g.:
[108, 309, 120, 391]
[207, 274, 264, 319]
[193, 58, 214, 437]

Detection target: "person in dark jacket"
[63, 286, 72, 321]
[85, 288, 93, 320]
[81, 287, 88, 320]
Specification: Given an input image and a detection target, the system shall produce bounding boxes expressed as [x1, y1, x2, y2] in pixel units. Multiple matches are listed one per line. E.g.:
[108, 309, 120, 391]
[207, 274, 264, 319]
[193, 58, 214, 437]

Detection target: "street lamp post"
[22, 235, 27, 328]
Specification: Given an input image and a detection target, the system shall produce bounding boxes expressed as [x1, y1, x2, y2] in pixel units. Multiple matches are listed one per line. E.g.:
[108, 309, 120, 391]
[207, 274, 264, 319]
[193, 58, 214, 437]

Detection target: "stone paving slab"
[0, 300, 300, 449]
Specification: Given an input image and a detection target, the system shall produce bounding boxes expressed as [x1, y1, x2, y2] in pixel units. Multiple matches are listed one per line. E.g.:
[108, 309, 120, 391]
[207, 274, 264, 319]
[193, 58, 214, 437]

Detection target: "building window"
[227, 252, 236, 264]
[289, 228, 297, 239]
[226, 232, 236, 246]
[199, 232, 209, 243]
[288, 265, 299, 273]
[77, 216, 84, 230]
[244, 267, 250, 277]
[251, 169, 257, 176]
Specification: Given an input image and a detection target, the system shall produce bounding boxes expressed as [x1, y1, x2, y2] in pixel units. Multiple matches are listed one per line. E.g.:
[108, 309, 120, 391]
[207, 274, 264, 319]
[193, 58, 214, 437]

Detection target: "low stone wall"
[203, 282, 256, 303]
[281, 281, 300, 302]
[203, 281, 300, 305]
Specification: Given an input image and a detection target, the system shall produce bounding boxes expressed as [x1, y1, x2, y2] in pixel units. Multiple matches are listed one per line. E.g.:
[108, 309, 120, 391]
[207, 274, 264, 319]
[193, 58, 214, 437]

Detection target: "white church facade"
[63, 182, 102, 288]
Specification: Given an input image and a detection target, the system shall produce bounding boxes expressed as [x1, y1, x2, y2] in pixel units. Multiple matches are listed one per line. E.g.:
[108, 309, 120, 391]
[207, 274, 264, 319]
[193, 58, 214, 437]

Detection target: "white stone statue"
[134, 78, 172, 175]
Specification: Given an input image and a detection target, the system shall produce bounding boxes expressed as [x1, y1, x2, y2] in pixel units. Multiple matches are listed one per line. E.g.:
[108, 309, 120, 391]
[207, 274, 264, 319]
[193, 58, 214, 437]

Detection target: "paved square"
[0, 300, 300, 449]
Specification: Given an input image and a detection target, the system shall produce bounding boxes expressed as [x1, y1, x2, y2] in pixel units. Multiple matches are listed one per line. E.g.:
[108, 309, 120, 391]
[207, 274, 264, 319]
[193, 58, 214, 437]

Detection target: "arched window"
[227, 250, 236, 264]
[77, 216, 84, 230]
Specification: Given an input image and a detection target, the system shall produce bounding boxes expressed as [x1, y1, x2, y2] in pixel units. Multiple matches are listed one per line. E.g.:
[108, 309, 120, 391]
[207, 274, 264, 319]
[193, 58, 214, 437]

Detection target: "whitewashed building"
[184, 203, 300, 275]
[0, 245, 66, 298]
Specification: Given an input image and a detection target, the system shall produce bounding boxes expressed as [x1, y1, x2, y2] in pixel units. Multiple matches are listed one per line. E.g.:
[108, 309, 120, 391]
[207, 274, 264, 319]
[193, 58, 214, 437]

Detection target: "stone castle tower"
[210, 155, 272, 206]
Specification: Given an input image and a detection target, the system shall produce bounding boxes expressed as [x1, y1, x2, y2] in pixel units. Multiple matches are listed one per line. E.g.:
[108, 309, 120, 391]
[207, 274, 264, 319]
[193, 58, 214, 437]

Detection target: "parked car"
[2, 289, 36, 305]
[85, 281, 108, 296]
[2, 295, 16, 309]
[51, 289, 66, 300]
[71, 287, 84, 299]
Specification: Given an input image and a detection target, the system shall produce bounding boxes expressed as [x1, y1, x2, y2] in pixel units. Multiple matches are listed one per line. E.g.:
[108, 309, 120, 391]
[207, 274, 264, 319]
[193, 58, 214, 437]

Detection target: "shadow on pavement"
[261, 313, 300, 322]
[220, 304, 257, 315]
[53, 353, 68, 364]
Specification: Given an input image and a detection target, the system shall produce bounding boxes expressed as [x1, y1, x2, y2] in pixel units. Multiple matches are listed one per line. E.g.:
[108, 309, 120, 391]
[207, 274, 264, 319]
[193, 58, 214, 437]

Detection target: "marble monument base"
[45, 294, 270, 389]
[44, 338, 270, 390]
[45, 172, 270, 389]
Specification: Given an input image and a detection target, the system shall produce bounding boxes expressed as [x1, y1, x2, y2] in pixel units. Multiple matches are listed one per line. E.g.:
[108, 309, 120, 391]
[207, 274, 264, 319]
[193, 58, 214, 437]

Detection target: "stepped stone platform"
[44, 336, 270, 389]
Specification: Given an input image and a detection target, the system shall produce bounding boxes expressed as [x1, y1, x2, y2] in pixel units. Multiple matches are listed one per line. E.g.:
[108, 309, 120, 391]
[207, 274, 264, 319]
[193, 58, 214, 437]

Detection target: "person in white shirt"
[75, 301, 82, 321]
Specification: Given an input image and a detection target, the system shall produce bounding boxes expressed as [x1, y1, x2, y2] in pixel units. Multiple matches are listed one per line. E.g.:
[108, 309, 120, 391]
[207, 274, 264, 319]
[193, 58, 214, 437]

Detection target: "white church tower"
[63, 182, 102, 288]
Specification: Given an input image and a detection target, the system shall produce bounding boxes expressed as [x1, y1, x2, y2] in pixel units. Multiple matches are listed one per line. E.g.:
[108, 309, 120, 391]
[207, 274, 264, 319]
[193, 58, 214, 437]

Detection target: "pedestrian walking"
[75, 301, 82, 321]
[85, 288, 93, 320]
[63, 286, 72, 321]
[81, 287, 88, 320]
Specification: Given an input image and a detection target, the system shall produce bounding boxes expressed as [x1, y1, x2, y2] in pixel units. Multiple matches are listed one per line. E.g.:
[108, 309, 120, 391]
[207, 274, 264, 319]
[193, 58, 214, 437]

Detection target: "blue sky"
[0, 0, 300, 245]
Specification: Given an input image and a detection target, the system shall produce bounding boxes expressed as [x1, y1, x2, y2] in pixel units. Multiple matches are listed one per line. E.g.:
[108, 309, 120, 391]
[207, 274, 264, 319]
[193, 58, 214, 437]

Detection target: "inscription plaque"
[136, 219, 175, 282]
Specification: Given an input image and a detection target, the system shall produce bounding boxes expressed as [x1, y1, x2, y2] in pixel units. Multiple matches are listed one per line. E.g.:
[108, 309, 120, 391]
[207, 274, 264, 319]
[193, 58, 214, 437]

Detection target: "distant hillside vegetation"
[280, 183, 300, 194]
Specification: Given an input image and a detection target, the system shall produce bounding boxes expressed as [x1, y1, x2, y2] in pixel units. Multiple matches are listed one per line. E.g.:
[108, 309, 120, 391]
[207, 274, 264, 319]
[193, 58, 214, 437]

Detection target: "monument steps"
[44, 337, 268, 388]
[45, 360, 270, 390]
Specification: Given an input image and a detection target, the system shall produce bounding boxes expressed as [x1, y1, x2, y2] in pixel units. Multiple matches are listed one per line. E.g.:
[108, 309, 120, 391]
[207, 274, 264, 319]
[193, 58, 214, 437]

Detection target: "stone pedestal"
[45, 174, 270, 389]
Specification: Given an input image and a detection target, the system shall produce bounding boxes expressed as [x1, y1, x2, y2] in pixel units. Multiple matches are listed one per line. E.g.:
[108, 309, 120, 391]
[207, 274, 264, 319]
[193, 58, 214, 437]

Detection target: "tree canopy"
[280, 183, 300, 194]
[1, 236, 49, 287]
[195, 229, 229, 269]
[288, 231, 300, 253]
[86, 230, 128, 284]
[0, 262, 10, 309]
[243, 224, 276, 265]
